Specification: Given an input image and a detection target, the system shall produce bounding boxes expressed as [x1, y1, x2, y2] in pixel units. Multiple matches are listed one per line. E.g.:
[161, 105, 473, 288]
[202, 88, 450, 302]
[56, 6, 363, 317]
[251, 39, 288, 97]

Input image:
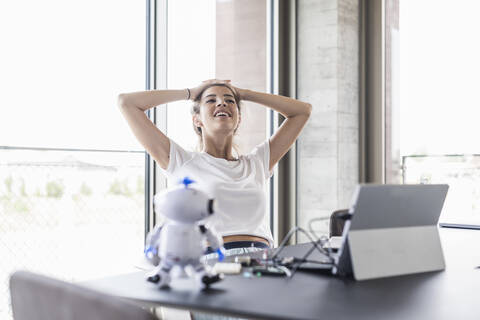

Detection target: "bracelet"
[186, 88, 191, 100]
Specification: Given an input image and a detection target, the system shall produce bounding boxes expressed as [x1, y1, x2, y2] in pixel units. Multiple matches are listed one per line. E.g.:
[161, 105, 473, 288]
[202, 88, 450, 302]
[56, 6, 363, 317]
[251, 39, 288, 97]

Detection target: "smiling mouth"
[214, 111, 231, 118]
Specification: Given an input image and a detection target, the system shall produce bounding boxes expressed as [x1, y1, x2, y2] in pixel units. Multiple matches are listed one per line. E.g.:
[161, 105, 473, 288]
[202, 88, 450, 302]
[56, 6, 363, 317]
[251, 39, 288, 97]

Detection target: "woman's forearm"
[117, 89, 186, 169]
[239, 89, 312, 118]
[118, 89, 189, 111]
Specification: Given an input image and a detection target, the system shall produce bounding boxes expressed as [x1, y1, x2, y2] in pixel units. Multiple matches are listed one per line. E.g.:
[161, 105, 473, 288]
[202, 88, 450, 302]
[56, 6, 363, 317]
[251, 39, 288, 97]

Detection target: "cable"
[308, 216, 329, 241]
[265, 226, 335, 279]
[266, 212, 354, 278]
[288, 229, 332, 278]
[308, 212, 352, 241]
[270, 226, 331, 262]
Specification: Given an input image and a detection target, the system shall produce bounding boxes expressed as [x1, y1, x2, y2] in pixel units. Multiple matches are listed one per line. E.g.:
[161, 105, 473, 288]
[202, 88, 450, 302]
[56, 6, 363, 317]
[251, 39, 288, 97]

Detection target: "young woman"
[118, 79, 311, 251]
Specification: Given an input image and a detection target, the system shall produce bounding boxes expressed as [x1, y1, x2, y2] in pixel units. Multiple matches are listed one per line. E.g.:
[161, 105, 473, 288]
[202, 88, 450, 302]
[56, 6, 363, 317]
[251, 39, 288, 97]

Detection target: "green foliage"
[72, 193, 80, 202]
[108, 178, 132, 197]
[19, 178, 27, 197]
[46, 180, 65, 198]
[5, 175, 13, 193]
[136, 175, 144, 194]
[34, 188, 44, 197]
[13, 198, 30, 213]
[0, 196, 30, 214]
[3, 176, 27, 196]
[80, 182, 92, 196]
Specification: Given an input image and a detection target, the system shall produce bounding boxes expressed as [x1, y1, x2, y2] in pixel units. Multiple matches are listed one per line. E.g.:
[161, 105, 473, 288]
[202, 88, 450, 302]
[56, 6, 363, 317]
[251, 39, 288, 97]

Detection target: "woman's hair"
[190, 83, 242, 152]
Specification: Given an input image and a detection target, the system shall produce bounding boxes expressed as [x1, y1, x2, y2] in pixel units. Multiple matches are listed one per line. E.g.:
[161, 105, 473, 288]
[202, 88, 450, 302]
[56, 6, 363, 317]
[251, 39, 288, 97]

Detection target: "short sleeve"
[159, 139, 194, 177]
[248, 139, 273, 180]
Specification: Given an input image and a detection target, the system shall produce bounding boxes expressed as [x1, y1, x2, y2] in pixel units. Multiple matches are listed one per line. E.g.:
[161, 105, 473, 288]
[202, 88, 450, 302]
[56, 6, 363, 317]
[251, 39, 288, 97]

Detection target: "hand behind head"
[189, 79, 234, 101]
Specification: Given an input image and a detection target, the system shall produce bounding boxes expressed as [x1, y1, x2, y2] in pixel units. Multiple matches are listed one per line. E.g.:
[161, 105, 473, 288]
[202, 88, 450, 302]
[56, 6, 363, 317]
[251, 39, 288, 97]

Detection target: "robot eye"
[208, 199, 215, 215]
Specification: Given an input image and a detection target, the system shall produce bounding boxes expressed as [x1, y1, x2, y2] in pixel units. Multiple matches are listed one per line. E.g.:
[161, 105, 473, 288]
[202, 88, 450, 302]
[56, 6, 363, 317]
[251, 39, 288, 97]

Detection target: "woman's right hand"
[188, 79, 231, 101]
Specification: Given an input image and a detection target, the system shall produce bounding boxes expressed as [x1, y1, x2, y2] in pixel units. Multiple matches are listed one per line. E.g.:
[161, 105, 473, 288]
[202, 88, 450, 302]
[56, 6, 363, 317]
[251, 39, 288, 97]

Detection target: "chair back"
[329, 209, 349, 237]
[10, 270, 156, 320]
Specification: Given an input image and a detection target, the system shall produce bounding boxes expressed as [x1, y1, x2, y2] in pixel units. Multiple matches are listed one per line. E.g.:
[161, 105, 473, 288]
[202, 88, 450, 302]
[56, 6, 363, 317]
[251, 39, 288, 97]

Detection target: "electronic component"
[213, 262, 242, 274]
[251, 266, 291, 277]
[234, 256, 251, 266]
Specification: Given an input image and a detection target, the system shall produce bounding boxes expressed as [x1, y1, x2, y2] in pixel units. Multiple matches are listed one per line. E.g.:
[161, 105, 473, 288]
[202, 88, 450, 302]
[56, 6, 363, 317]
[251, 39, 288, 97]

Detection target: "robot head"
[154, 177, 215, 224]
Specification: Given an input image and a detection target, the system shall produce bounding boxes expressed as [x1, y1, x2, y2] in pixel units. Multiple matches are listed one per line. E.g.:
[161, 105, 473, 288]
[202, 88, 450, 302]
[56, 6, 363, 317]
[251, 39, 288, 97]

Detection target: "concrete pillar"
[297, 0, 360, 238]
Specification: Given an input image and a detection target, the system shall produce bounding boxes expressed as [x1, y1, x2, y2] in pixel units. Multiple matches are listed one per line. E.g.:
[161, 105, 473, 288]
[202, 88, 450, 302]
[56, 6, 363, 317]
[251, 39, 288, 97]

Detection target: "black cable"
[265, 227, 334, 279]
[288, 228, 333, 278]
[267, 212, 355, 278]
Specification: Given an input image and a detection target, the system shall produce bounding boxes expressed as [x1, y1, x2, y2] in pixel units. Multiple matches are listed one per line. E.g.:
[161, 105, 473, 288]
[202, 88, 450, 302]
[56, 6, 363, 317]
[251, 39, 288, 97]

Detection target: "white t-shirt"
[159, 139, 274, 246]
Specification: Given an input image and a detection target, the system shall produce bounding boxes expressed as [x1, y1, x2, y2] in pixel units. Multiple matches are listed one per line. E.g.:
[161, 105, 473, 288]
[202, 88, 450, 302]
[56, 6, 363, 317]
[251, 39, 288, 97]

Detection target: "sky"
[0, 0, 148, 151]
[398, 0, 480, 156]
[0, 0, 217, 152]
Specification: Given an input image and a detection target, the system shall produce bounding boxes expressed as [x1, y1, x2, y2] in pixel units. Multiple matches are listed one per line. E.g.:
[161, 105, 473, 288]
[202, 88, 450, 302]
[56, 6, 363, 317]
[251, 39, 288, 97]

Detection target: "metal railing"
[0, 147, 145, 319]
[402, 154, 480, 217]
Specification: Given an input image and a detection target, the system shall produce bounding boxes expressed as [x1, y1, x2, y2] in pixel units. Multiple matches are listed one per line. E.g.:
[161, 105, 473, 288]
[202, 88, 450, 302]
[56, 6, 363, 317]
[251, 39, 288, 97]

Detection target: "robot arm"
[199, 224, 225, 261]
[144, 224, 163, 266]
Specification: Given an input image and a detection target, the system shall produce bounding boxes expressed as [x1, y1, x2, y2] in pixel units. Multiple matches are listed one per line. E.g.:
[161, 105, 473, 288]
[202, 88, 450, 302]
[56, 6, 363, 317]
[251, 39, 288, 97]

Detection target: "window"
[385, 0, 480, 224]
[165, 0, 268, 155]
[0, 1, 146, 318]
[161, 0, 270, 226]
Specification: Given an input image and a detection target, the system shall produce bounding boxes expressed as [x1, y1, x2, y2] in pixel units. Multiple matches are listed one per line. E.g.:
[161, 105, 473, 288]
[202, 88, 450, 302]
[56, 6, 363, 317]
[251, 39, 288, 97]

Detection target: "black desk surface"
[83, 228, 480, 320]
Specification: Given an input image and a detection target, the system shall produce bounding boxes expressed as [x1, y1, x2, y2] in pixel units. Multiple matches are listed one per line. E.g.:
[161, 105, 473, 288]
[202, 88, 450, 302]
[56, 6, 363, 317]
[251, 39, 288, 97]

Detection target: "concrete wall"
[214, 0, 359, 238]
[297, 0, 359, 238]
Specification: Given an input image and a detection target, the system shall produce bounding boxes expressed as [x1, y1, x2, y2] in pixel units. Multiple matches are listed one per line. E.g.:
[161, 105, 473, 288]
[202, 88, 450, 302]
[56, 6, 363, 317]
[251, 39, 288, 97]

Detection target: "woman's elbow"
[117, 93, 130, 109]
[288, 102, 311, 119]
[304, 103, 312, 116]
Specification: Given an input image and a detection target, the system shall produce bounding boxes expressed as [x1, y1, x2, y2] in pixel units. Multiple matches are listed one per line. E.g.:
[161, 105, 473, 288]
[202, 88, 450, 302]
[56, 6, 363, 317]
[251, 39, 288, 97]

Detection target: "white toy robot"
[144, 177, 225, 289]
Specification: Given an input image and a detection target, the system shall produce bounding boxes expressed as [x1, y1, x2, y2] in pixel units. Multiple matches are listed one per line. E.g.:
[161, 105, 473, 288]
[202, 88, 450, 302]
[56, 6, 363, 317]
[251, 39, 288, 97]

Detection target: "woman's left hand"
[197, 79, 244, 100]
[225, 83, 244, 100]
[190, 79, 230, 100]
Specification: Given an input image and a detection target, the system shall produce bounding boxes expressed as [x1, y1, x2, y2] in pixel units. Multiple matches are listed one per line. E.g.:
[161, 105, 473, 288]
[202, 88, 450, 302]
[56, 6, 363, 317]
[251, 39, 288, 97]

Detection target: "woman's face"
[194, 86, 240, 137]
